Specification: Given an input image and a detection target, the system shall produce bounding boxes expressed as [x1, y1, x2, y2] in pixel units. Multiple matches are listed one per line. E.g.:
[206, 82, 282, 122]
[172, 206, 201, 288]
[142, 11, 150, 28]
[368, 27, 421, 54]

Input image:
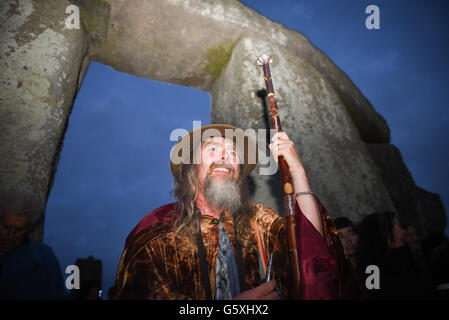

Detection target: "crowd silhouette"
[335, 213, 449, 299]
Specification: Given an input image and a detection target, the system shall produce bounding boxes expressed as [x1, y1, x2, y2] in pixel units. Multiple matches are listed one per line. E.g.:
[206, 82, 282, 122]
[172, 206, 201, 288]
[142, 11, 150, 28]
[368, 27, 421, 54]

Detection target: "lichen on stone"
[204, 39, 238, 79]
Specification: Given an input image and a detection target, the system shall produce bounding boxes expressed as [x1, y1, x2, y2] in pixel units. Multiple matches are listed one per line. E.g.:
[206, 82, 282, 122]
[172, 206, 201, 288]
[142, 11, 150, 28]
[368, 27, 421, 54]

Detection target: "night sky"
[43, 0, 449, 297]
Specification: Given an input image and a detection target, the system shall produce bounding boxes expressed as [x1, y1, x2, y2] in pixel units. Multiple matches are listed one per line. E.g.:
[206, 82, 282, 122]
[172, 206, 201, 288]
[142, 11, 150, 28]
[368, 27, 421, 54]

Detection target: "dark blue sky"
[44, 0, 449, 297]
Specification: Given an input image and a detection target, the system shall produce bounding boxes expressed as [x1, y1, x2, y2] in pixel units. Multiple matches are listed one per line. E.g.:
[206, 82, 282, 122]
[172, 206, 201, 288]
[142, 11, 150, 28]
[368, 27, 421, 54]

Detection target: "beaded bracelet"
[293, 191, 315, 198]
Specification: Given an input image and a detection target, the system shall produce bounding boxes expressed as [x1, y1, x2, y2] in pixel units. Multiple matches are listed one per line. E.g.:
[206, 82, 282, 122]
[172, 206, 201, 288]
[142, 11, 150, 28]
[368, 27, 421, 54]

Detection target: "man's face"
[391, 218, 406, 249]
[195, 137, 244, 213]
[337, 226, 359, 257]
[197, 137, 240, 187]
[0, 211, 32, 251]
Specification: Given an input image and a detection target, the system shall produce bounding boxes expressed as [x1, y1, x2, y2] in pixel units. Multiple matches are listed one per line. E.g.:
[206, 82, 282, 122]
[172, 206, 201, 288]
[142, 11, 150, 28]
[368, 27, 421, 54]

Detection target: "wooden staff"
[257, 54, 301, 299]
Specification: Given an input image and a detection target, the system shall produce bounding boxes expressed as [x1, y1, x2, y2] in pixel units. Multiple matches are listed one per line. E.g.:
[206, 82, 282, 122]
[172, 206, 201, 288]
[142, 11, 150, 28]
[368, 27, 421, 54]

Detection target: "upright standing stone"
[0, 0, 88, 240]
[367, 144, 447, 234]
[366, 144, 427, 233]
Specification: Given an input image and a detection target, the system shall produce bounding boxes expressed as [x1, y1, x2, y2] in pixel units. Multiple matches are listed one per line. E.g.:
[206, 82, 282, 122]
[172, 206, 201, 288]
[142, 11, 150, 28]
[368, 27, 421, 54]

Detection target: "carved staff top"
[257, 54, 293, 195]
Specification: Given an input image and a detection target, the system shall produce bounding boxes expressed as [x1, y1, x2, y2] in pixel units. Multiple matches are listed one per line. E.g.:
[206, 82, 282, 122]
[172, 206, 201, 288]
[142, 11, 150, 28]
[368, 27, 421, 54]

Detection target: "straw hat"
[169, 124, 258, 181]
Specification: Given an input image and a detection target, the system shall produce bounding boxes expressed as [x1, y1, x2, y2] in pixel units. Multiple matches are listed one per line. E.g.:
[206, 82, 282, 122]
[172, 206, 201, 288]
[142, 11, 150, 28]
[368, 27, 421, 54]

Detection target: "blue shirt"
[0, 239, 66, 300]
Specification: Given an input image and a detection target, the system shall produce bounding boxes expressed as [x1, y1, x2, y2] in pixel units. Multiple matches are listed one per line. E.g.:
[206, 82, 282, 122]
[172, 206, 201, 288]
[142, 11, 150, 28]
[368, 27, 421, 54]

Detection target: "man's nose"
[220, 149, 228, 163]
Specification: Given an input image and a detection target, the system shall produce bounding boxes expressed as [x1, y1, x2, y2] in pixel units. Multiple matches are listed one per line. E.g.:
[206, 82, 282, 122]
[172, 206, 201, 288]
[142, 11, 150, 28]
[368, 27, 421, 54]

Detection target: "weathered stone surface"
[76, 0, 389, 143]
[0, 0, 88, 240]
[367, 144, 446, 234]
[211, 38, 395, 223]
[288, 40, 391, 143]
[365, 144, 446, 234]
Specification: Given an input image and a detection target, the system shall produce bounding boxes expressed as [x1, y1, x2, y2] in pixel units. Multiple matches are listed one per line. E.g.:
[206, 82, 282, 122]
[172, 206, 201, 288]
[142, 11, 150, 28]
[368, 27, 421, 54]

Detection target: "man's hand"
[269, 131, 324, 236]
[269, 132, 304, 175]
[233, 280, 279, 300]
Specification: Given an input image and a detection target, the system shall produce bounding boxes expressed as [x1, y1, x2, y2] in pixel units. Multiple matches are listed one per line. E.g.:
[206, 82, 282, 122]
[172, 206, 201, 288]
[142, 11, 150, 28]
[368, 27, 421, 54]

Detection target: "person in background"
[403, 223, 422, 259]
[0, 189, 66, 300]
[357, 211, 434, 299]
[334, 217, 360, 269]
[334, 217, 365, 299]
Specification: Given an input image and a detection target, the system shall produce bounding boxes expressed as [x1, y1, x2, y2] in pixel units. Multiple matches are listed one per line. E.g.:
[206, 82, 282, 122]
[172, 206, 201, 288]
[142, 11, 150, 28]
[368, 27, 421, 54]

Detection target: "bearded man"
[114, 124, 341, 300]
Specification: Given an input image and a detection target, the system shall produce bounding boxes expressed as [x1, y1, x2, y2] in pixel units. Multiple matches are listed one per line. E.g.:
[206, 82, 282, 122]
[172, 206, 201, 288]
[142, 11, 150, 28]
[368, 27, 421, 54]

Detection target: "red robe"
[115, 200, 342, 299]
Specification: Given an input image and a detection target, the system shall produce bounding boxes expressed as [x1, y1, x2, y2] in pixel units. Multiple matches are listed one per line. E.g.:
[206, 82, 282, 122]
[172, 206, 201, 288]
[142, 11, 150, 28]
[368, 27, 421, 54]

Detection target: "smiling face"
[195, 137, 244, 213]
[196, 137, 240, 186]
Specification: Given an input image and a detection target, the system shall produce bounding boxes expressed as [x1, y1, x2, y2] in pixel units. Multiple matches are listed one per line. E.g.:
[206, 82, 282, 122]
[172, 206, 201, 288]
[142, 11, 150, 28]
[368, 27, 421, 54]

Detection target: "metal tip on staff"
[257, 54, 272, 65]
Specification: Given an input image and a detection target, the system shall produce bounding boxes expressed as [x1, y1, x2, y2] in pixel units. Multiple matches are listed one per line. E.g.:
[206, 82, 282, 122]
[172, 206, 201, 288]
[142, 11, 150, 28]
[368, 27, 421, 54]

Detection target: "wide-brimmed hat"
[169, 124, 258, 181]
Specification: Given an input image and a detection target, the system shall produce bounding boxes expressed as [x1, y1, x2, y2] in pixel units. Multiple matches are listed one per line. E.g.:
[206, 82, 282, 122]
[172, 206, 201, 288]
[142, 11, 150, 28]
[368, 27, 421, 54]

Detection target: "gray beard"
[203, 175, 242, 214]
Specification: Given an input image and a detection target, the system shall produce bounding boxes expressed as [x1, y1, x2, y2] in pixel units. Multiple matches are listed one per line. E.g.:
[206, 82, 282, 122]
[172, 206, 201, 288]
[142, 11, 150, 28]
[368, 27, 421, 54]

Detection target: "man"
[334, 217, 359, 269]
[334, 217, 365, 299]
[0, 190, 66, 299]
[114, 124, 341, 299]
